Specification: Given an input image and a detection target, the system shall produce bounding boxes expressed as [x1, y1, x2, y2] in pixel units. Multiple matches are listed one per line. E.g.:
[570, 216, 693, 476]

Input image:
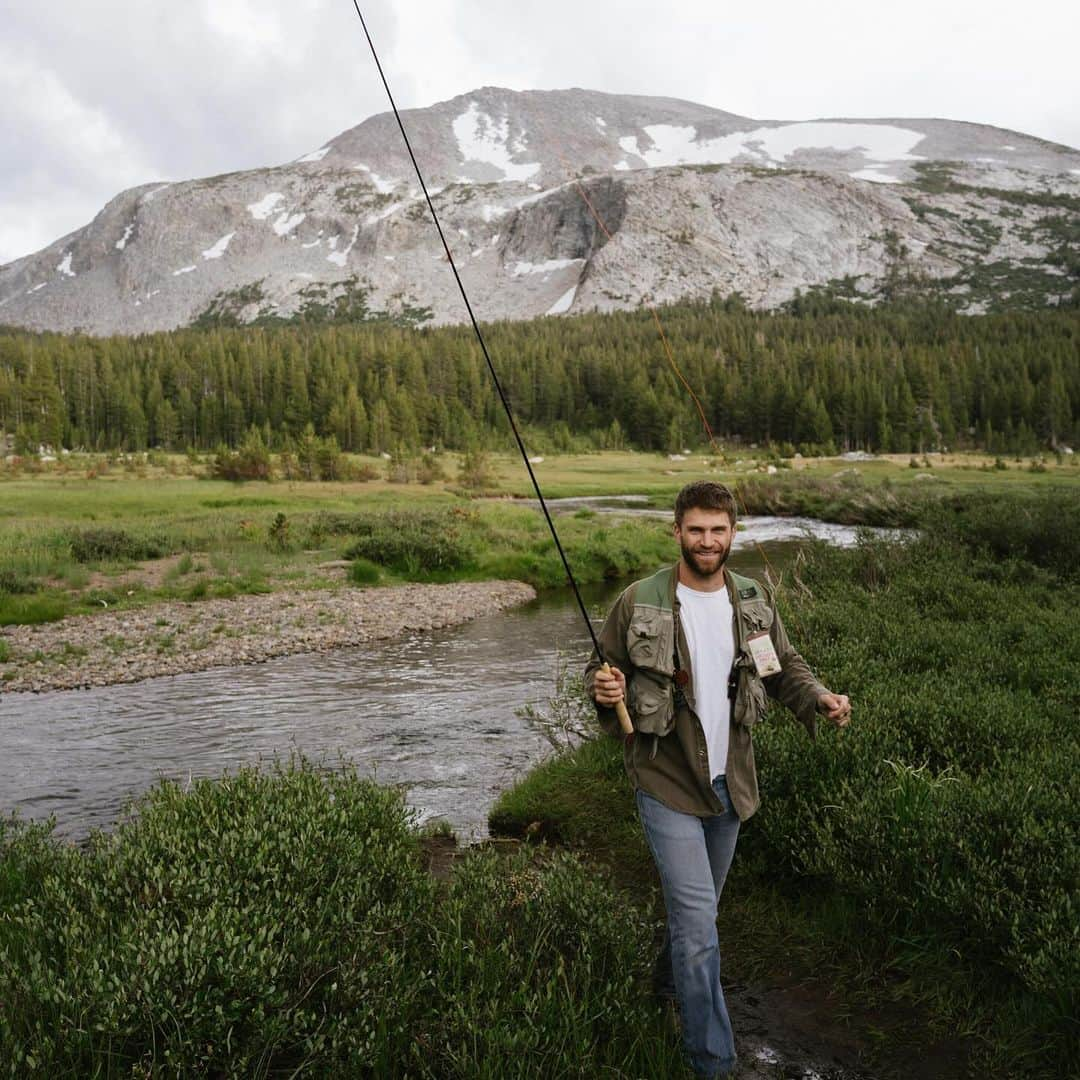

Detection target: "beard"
[679, 538, 731, 580]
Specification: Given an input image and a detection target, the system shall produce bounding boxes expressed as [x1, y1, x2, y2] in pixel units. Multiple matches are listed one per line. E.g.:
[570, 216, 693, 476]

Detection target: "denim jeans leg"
[652, 777, 741, 1001]
[637, 780, 740, 1077]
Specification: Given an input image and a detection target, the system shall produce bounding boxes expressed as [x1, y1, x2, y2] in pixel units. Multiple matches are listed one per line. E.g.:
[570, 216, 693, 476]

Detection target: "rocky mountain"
[2, 87, 1079, 336]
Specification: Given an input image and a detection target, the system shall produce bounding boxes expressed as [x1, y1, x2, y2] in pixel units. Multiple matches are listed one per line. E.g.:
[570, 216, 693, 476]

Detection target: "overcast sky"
[4, 0, 1078, 265]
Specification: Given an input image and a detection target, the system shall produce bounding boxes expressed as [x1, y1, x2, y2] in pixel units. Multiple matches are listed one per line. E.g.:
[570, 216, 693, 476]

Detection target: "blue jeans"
[636, 776, 740, 1078]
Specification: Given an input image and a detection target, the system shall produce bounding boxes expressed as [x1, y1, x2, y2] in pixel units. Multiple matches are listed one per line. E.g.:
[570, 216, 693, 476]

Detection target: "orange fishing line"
[549, 152, 796, 614]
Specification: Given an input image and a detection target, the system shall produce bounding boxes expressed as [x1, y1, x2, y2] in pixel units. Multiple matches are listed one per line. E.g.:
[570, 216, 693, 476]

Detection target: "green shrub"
[212, 427, 273, 482]
[343, 509, 476, 576]
[0, 760, 436, 1076]
[0, 570, 36, 595]
[287, 426, 346, 481]
[750, 526, 1078, 1071]
[69, 528, 167, 564]
[0, 593, 68, 626]
[457, 446, 496, 490]
[347, 557, 381, 585]
[929, 488, 1080, 579]
[0, 760, 688, 1078]
[267, 512, 292, 552]
[417, 452, 445, 485]
[423, 847, 680, 1078]
[306, 511, 372, 538]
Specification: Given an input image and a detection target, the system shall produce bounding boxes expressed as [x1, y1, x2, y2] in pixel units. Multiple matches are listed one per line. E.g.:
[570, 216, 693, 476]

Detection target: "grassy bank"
[2, 449, 1075, 632]
[0, 759, 692, 1078]
[0, 481, 673, 633]
[491, 489, 1080, 1078]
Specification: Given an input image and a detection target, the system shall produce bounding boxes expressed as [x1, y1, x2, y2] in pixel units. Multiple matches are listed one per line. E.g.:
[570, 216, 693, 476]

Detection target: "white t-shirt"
[676, 581, 735, 780]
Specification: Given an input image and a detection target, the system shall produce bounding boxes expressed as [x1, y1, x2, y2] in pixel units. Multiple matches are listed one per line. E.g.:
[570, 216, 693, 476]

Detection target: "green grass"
[0, 593, 69, 626]
[490, 490, 1080, 1078]
[0, 758, 693, 1078]
[0, 453, 1075, 628]
[347, 557, 381, 585]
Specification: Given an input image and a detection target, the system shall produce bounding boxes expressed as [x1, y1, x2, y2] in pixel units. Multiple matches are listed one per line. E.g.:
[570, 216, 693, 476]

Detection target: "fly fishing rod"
[349, 3, 632, 736]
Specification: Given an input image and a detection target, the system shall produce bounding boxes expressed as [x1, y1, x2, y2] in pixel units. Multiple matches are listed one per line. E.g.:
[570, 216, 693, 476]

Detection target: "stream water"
[0, 515, 883, 841]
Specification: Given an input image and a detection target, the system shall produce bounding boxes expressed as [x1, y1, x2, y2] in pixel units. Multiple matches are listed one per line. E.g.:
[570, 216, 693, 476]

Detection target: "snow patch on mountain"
[511, 258, 582, 276]
[57, 253, 75, 277]
[115, 224, 135, 251]
[453, 102, 540, 182]
[850, 168, 901, 184]
[172, 265, 196, 276]
[547, 285, 577, 315]
[354, 164, 398, 194]
[202, 232, 235, 259]
[626, 121, 925, 176]
[364, 202, 402, 226]
[247, 193, 285, 220]
[326, 224, 359, 267]
[272, 212, 306, 236]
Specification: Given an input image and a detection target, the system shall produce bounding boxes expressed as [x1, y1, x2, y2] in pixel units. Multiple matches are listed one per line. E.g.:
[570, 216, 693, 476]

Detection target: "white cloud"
[0, 43, 160, 262]
[201, 0, 291, 58]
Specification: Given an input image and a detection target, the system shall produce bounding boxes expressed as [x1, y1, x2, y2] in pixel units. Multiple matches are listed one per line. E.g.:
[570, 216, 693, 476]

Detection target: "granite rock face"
[2, 87, 1078, 335]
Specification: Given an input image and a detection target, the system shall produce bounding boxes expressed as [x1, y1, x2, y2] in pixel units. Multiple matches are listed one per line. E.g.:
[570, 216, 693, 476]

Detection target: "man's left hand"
[817, 691, 851, 728]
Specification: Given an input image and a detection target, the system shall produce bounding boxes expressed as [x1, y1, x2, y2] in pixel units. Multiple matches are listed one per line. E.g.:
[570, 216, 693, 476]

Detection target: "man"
[585, 480, 850, 1079]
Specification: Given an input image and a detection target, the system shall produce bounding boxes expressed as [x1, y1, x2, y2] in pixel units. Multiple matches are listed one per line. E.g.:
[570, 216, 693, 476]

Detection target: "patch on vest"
[738, 586, 757, 599]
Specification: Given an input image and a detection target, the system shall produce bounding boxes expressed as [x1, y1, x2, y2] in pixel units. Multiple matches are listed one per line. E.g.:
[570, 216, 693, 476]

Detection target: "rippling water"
[0, 517, 883, 840]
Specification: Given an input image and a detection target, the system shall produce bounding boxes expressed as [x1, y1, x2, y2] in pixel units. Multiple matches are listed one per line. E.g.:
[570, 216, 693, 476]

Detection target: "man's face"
[674, 507, 734, 579]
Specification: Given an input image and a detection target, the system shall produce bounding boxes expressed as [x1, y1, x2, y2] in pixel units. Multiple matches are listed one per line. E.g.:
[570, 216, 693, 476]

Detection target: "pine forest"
[1, 295, 1077, 457]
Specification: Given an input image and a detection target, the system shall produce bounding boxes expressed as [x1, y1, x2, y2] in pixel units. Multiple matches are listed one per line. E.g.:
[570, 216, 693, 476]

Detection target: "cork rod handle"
[600, 662, 634, 738]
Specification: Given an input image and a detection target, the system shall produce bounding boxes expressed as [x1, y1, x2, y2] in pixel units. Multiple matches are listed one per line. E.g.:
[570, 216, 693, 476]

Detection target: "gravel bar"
[0, 581, 536, 694]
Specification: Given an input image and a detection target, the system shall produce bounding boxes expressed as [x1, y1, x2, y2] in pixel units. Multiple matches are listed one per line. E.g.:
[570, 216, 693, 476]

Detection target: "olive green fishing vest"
[625, 564, 772, 739]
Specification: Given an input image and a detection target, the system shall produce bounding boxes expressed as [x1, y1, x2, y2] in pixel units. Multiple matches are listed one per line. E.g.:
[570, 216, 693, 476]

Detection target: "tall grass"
[338, 504, 676, 588]
[0, 484, 678, 627]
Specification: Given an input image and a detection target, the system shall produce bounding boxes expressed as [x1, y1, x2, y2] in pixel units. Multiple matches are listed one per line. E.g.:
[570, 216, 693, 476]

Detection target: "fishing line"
[349, 2, 607, 661]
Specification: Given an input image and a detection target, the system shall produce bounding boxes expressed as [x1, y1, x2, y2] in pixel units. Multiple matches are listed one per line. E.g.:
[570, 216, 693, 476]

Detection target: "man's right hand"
[593, 665, 627, 707]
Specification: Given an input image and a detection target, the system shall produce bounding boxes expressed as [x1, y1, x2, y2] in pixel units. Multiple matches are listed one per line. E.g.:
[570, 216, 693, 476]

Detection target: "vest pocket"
[739, 599, 774, 635]
[627, 610, 675, 675]
[629, 670, 676, 737]
[734, 667, 768, 727]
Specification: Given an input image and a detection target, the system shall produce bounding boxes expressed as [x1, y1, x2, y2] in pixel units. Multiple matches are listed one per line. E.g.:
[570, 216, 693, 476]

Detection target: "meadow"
[1, 446, 1075, 632]
[1, 456, 1077, 1077]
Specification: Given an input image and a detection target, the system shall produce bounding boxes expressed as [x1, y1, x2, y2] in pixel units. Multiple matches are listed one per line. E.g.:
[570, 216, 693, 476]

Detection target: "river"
[0, 516, 881, 841]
